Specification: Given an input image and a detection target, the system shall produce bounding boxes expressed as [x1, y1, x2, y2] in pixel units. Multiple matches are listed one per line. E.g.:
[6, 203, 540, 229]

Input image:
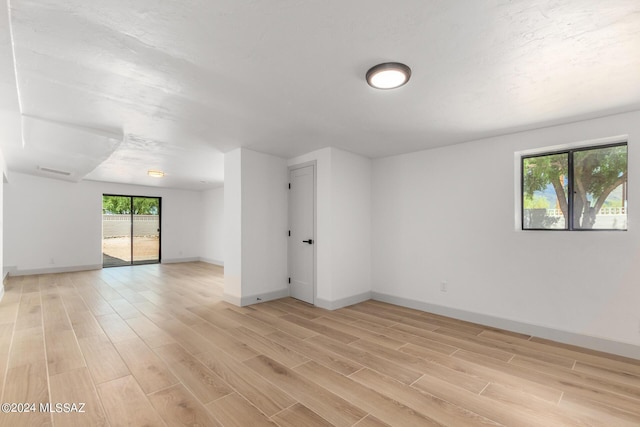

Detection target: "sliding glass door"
[132, 197, 161, 264]
[102, 195, 161, 267]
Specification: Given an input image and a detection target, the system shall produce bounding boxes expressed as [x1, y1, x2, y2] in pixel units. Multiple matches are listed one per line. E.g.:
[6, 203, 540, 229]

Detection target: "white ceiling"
[1, 1, 639, 189]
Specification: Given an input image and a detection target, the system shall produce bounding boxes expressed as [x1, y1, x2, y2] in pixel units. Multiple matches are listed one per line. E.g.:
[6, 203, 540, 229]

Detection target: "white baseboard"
[199, 257, 224, 267]
[241, 287, 290, 307]
[4, 266, 16, 279]
[316, 292, 372, 310]
[224, 288, 291, 307]
[371, 291, 640, 360]
[161, 257, 200, 264]
[8, 264, 102, 277]
[223, 293, 241, 306]
[223, 290, 291, 307]
[0, 265, 8, 301]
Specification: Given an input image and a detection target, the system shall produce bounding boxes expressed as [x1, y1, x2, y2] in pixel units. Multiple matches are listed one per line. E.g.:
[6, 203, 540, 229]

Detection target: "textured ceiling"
[1, 1, 639, 189]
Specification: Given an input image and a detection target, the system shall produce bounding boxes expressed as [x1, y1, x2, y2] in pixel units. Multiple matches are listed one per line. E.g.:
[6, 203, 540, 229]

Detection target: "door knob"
[302, 239, 314, 244]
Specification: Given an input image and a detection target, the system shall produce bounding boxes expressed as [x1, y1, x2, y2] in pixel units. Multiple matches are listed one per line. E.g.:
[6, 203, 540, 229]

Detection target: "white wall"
[372, 110, 640, 356]
[5, 173, 100, 273]
[288, 147, 372, 309]
[241, 149, 288, 302]
[0, 147, 6, 297]
[200, 186, 224, 266]
[4, 172, 202, 274]
[224, 148, 288, 305]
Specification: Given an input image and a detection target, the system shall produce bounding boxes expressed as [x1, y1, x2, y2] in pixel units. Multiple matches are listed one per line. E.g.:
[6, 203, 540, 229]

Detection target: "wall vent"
[38, 166, 72, 176]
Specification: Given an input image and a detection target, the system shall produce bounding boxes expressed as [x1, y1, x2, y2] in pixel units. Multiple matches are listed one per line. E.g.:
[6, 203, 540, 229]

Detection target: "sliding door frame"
[102, 194, 162, 267]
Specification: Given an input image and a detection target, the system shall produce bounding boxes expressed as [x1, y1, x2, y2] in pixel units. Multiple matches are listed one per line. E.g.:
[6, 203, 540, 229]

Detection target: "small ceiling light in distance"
[147, 170, 165, 178]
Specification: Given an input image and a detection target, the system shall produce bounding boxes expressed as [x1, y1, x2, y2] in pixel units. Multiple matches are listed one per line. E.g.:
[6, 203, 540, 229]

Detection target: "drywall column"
[223, 148, 289, 306]
[329, 148, 372, 307]
[288, 147, 372, 309]
[288, 148, 333, 303]
[200, 187, 225, 266]
[223, 149, 242, 303]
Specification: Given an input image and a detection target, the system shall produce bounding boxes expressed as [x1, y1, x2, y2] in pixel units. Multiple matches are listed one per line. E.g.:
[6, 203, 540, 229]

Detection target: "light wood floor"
[1, 262, 639, 426]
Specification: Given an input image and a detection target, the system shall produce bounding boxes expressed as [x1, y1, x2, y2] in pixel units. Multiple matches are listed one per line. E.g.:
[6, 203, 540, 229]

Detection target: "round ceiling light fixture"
[366, 62, 411, 89]
[147, 170, 165, 178]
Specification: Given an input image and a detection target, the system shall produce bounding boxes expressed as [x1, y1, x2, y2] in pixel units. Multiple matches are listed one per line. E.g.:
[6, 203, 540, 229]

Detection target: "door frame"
[288, 161, 317, 305]
[102, 194, 162, 267]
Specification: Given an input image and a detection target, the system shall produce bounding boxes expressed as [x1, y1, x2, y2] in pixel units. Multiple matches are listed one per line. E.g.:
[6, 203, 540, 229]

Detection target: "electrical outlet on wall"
[440, 281, 448, 292]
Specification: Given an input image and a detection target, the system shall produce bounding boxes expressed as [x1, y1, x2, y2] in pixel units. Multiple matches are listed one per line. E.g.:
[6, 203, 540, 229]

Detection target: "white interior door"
[289, 164, 315, 304]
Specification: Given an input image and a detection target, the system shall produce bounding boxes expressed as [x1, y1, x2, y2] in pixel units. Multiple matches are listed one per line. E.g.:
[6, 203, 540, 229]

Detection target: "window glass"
[572, 145, 627, 230]
[522, 153, 568, 230]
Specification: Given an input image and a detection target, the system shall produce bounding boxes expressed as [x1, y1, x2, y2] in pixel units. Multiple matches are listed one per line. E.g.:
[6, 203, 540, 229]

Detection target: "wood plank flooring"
[0, 262, 639, 426]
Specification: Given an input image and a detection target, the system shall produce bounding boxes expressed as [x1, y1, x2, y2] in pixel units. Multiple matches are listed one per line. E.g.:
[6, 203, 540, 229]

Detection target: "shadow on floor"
[102, 253, 129, 268]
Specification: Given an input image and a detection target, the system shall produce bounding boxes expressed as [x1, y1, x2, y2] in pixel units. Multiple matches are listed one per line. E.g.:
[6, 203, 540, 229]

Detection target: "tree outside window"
[103, 195, 159, 215]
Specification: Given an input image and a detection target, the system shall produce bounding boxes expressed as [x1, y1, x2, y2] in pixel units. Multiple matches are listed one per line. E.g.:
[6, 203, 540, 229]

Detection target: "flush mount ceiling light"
[147, 170, 165, 178]
[366, 62, 411, 89]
